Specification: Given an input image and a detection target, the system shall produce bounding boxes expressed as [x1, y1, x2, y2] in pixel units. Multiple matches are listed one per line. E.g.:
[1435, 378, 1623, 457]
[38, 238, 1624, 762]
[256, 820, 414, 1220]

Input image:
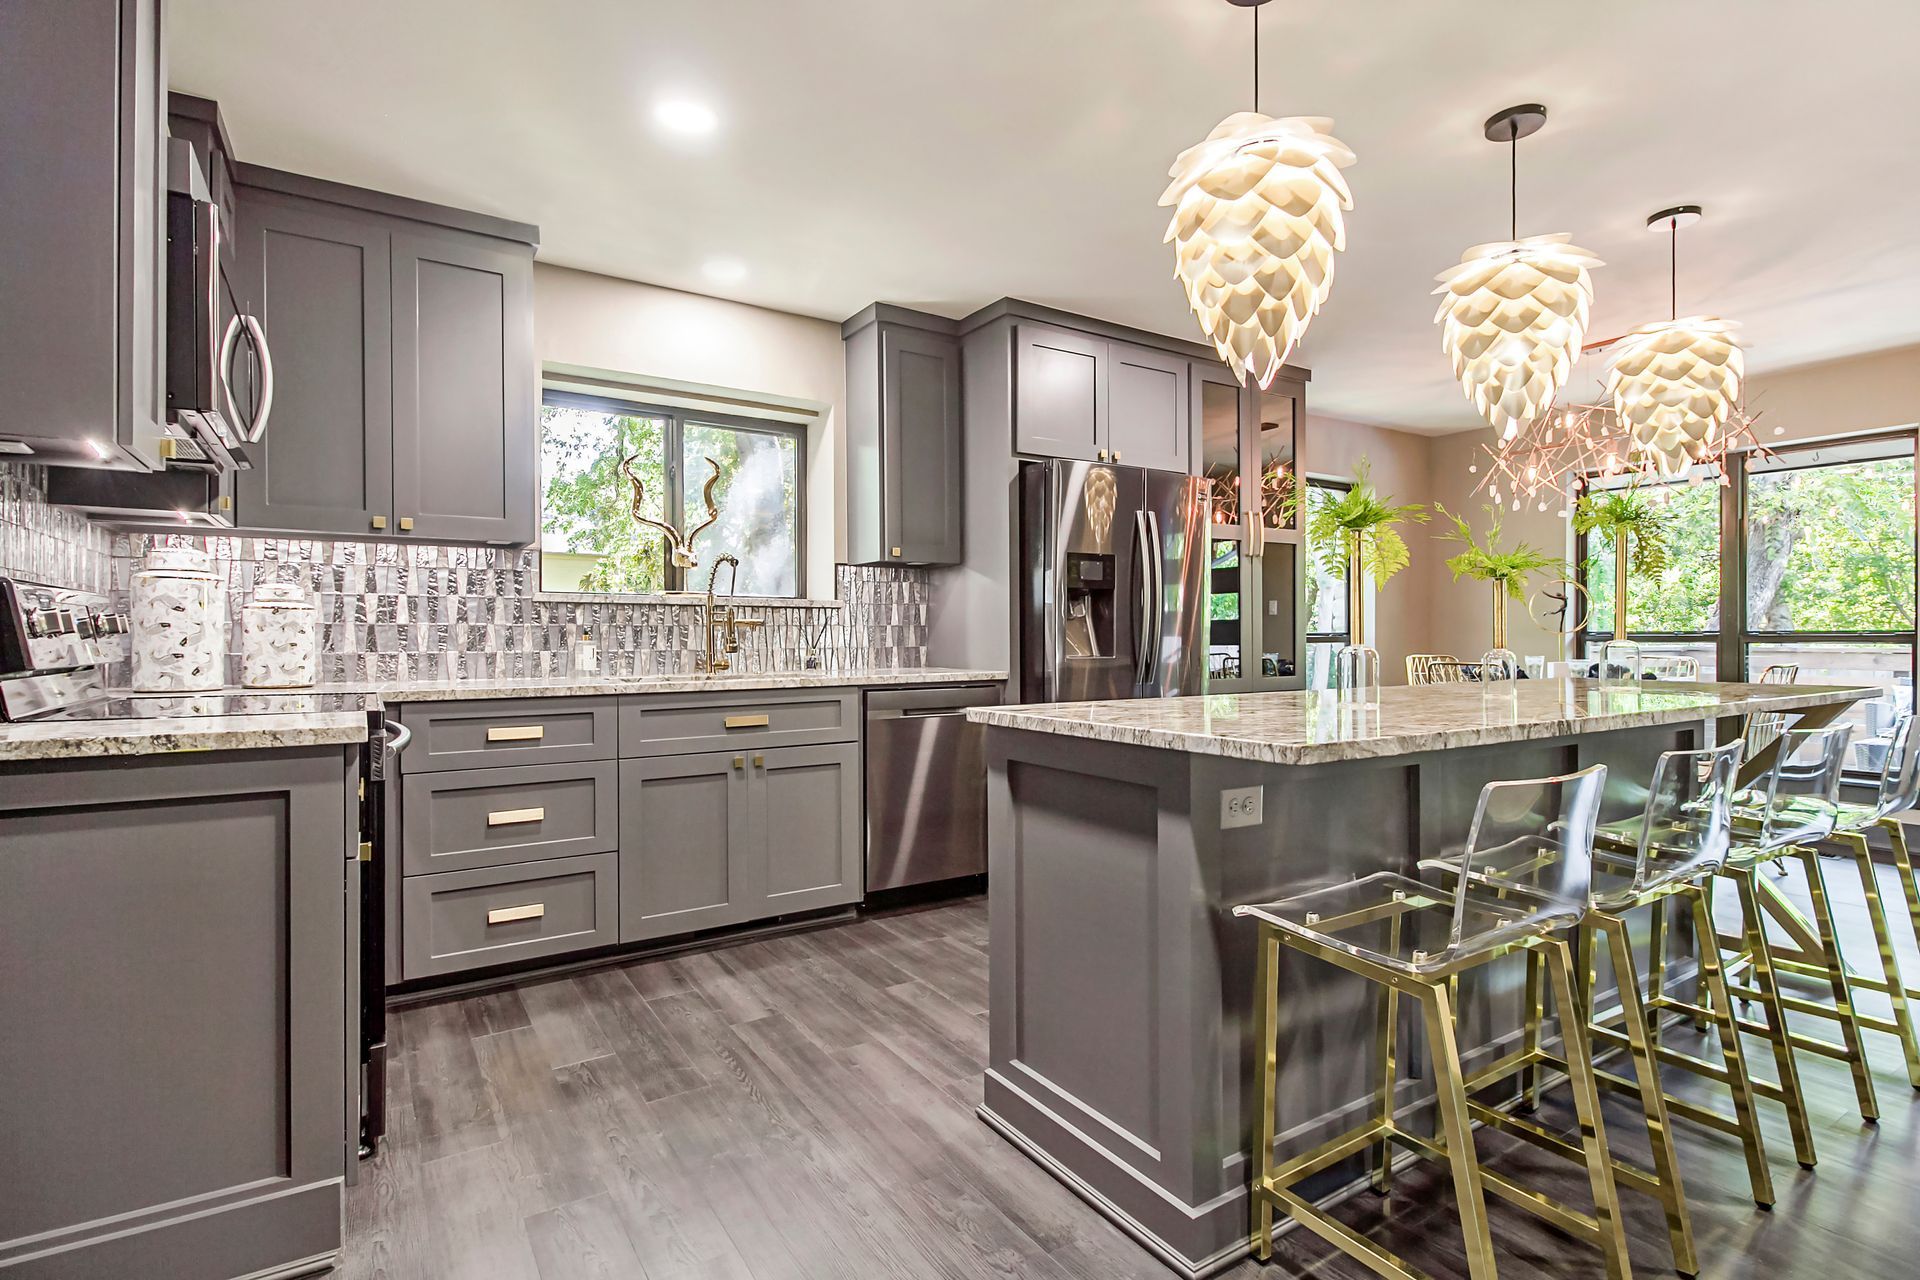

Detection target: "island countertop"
[968, 678, 1874, 766]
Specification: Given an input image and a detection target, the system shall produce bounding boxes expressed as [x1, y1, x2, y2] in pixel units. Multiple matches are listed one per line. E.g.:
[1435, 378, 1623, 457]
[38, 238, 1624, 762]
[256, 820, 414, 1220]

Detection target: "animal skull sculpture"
[619, 454, 723, 570]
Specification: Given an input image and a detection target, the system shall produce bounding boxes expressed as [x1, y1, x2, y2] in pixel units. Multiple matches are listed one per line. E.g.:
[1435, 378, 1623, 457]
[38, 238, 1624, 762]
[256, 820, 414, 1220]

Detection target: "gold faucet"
[700, 554, 763, 673]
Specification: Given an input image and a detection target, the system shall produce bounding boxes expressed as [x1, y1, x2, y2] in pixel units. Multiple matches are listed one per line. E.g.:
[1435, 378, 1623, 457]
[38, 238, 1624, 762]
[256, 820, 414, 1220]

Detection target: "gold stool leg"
[1883, 818, 1920, 991]
[1250, 926, 1279, 1262]
[1686, 883, 1776, 1208]
[1799, 847, 1880, 1122]
[1420, 977, 1500, 1280]
[1372, 915, 1403, 1194]
[1845, 830, 1920, 1088]
[1645, 897, 1671, 1051]
[1595, 913, 1696, 1275]
[1730, 865, 1818, 1167]
[1518, 944, 1544, 1113]
[1543, 938, 1634, 1280]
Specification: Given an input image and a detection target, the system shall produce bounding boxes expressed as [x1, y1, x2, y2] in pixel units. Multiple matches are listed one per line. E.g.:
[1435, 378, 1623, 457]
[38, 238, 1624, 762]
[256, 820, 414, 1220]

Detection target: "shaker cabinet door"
[619, 753, 753, 942]
[233, 192, 394, 536]
[1014, 322, 1106, 461]
[750, 742, 861, 917]
[881, 325, 963, 564]
[390, 229, 535, 544]
[1106, 341, 1189, 472]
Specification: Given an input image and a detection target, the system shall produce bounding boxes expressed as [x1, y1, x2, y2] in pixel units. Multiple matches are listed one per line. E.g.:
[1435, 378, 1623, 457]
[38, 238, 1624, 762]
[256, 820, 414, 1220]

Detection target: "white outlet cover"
[1220, 785, 1264, 830]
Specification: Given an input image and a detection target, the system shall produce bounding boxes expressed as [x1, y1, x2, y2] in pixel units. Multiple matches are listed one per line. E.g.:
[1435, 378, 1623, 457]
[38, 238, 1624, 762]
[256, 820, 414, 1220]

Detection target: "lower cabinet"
[620, 741, 861, 943]
[403, 852, 618, 979]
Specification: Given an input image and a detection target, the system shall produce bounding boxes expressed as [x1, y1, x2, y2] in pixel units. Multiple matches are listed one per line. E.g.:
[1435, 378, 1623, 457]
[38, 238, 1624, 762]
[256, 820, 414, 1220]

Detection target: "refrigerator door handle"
[1148, 510, 1166, 688]
[1133, 511, 1154, 685]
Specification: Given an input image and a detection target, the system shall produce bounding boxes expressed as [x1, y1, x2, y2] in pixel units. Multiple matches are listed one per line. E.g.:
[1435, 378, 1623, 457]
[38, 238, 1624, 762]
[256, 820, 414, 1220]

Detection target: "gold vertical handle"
[1096, 449, 1108, 461]
[486, 724, 545, 742]
[753, 753, 764, 768]
[371, 516, 388, 530]
[398, 516, 415, 532]
[890, 547, 902, 558]
[1112, 449, 1123, 462]
[732, 755, 745, 771]
[486, 902, 545, 925]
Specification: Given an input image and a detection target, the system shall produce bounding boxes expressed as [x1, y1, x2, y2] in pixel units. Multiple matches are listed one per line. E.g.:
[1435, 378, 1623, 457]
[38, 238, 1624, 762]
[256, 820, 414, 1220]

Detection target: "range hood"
[44, 465, 234, 528]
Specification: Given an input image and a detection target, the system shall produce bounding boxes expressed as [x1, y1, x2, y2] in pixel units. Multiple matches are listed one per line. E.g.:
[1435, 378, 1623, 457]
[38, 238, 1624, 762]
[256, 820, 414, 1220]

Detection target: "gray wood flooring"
[347, 868, 1920, 1279]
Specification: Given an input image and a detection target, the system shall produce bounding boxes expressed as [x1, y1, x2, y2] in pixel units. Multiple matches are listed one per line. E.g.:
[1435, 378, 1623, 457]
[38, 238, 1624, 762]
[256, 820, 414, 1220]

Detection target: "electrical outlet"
[1220, 785, 1264, 830]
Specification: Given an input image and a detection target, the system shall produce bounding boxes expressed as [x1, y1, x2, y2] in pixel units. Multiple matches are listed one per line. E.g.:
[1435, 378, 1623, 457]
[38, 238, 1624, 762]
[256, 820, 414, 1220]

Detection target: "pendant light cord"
[1510, 132, 1518, 240]
[1252, 3, 1260, 113]
[1669, 217, 1679, 320]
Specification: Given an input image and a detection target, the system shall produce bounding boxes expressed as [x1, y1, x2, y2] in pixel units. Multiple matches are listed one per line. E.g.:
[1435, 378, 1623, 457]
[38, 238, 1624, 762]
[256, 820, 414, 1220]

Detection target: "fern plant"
[1285, 458, 1429, 585]
[1435, 504, 1564, 599]
[1571, 489, 1670, 575]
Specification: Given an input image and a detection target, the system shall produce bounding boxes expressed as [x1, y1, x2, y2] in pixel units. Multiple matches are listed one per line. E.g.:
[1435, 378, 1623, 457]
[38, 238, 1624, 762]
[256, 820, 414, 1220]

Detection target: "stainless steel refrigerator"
[1016, 459, 1208, 703]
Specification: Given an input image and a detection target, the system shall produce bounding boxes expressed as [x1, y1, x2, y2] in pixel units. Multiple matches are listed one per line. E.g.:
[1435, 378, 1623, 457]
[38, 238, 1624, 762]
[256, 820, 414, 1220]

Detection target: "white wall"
[532, 263, 848, 593]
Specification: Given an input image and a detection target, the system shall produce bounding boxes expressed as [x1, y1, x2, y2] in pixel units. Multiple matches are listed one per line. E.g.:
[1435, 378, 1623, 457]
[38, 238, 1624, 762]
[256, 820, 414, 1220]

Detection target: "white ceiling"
[170, 0, 1920, 433]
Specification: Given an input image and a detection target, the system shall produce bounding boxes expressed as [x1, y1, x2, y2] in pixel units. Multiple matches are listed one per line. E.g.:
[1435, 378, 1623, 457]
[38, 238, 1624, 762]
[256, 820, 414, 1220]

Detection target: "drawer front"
[620, 688, 858, 757]
[402, 760, 617, 876]
[398, 697, 616, 772]
[402, 853, 616, 980]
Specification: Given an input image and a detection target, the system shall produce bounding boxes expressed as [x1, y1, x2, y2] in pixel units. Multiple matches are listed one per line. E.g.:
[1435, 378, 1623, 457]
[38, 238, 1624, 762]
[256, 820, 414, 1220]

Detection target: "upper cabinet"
[0, 0, 168, 469]
[843, 305, 963, 566]
[230, 168, 538, 543]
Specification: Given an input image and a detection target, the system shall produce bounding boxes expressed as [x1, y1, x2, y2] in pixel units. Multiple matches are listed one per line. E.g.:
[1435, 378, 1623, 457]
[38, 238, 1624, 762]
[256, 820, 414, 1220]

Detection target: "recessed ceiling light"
[702, 259, 747, 285]
[653, 98, 718, 138]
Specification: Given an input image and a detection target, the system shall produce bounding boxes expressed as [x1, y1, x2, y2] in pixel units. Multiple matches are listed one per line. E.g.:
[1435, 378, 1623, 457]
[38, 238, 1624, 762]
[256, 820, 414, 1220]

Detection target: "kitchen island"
[968, 678, 1870, 1277]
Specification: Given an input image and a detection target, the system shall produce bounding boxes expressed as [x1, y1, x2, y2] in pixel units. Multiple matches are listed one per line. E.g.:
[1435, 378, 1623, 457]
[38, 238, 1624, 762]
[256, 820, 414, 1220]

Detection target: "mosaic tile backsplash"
[1, 463, 930, 683]
[103, 534, 930, 684]
[0, 465, 114, 595]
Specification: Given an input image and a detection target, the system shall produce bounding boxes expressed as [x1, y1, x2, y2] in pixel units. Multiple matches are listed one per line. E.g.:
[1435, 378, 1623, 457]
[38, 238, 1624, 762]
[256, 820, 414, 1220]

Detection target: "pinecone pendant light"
[1606, 207, 1745, 476]
[1433, 105, 1602, 440]
[1162, 0, 1355, 389]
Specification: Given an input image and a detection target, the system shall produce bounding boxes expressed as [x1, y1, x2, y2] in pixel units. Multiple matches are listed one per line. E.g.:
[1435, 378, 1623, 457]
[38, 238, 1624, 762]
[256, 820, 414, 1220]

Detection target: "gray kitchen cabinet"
[403, 852, 618, 980]
[390, 229, 537, 543]
[619, 741, 861, 943]
[230, 165, 538, 543]
[0, 0, 168, 469]
[1013, 322, 1107, 461]
[232, 189, 394, 536]
[0, 746, 354, 1279]
[1106, 340, 1189, 472]
[842, 305, 963, 565]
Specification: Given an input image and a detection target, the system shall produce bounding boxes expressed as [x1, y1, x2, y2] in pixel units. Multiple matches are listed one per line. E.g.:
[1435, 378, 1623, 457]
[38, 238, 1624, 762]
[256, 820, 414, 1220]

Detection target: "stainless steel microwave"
[164, 138, 270, 470]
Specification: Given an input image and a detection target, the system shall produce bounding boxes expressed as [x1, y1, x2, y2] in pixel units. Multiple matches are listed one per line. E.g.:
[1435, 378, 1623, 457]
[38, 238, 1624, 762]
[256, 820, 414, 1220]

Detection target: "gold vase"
[1490, 582, 1508, 651]
[1613, 531, 1631, 637]
[1347, 561, 1368, 650]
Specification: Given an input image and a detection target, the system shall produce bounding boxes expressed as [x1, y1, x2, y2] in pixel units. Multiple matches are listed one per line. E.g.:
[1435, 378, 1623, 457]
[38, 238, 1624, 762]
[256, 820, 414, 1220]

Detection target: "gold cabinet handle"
[723, 714, 770, 729]
[371, 516, 388, 530]
[753, 753, 764, 768]
[487, 724, 545, 742]
[1112, 449, 1123, 462]
[487, 806, 545, 827]
[398, 516, 415, 532]
[1096, 449, 1108, 461]
[732, 755, 745, 771]
[890, 546, 902, 558]
[486, 902, 545, 925]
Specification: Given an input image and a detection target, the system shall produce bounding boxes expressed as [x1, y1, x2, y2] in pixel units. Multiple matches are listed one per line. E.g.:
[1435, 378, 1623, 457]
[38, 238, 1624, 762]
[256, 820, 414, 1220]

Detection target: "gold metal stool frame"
[1247, 895, 1634, 1280]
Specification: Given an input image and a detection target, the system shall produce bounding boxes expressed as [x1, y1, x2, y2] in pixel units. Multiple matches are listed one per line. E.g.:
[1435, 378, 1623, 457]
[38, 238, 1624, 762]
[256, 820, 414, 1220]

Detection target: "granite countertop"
[968, 679, 1876, 766]
[0, 667, 1006, 761]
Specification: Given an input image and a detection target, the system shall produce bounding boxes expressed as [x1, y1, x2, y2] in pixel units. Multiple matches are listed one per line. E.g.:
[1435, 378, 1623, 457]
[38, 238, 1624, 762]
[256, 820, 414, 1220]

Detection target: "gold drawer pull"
[487, 724, 545, 742]
[487, 806, 546, 827]
[723, 713, 770, 729]
[486, 902, 545, 925]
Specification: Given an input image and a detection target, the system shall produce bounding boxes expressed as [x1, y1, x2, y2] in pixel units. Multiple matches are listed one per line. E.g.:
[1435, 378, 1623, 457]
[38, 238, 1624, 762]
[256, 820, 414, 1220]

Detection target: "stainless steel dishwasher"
[864, 684, 1002, 892]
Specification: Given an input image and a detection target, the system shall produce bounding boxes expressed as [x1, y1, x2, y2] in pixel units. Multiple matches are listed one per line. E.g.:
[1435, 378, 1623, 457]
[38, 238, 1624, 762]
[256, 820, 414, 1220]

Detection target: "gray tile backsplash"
[0, 464, 115, 595]
[1, 463, 930, 683]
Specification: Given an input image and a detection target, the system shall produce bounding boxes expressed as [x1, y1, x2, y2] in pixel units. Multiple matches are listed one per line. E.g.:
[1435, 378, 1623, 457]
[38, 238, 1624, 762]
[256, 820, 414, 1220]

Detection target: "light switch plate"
[1221, 785, 1264, 829]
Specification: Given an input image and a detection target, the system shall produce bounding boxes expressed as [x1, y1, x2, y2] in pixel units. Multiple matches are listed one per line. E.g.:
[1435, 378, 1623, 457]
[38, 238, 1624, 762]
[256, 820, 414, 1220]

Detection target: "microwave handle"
[241, 314, 274, 444]
[217, 313, 244, 427]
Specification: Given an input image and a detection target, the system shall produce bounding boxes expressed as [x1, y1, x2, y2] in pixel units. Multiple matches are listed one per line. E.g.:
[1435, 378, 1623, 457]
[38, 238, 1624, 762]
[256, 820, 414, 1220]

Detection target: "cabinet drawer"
[620, 689, 858, 757]
[402, 853, 616, 980]
[402, 760, 616, 876]
[398, 697, 616, 772]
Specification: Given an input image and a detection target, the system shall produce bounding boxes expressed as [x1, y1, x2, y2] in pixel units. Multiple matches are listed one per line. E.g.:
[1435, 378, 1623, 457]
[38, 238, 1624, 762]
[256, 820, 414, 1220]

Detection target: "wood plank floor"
[347, 872, 1920, 1279]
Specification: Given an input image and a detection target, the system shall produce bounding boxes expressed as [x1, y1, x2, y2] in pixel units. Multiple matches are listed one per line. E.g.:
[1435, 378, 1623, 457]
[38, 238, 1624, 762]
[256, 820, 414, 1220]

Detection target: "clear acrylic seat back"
[1612, 741, 1743, 902]
[1741, 724, 1852, 852]
[1446, 763, 1609, 950]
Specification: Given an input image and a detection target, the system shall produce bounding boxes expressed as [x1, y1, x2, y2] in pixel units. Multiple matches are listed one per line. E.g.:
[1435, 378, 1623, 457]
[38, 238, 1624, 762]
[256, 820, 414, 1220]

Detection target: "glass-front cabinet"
[1194, 365, 1307, 691]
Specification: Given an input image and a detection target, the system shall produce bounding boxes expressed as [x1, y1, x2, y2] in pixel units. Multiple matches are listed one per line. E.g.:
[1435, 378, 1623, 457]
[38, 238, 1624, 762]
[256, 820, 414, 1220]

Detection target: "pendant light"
[1432, 104, 1602, 441]
[1605, 206, 1745, 477]
[1161, 0, 1356, 389]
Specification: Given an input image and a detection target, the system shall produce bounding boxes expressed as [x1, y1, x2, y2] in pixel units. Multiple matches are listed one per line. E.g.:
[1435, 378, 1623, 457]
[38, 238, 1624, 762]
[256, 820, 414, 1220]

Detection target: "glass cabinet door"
[1193, 368, 1307, 691]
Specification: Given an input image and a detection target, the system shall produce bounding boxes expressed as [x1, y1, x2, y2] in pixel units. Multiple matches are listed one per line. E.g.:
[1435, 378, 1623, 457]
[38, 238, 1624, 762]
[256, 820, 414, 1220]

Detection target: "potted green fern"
[1286, 458, 1428, 650]
[1571, 488, 1670, 638]
[1435, 504, 1564, 653]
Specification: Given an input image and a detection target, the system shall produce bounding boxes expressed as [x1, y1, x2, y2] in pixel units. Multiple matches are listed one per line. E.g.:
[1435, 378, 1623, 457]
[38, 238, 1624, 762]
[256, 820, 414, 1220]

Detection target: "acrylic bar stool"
[1236, 765, 1633, 1280]
[1407, 653, 1460, 685]
[1746, 712, 1920, 1089]
[1708, 724, 1861, 1166]
[1425, 740, 1753, 1274]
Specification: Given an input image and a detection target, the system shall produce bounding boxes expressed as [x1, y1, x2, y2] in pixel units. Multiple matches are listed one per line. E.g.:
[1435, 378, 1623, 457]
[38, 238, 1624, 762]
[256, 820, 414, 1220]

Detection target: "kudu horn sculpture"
[618, 454, 723, 570]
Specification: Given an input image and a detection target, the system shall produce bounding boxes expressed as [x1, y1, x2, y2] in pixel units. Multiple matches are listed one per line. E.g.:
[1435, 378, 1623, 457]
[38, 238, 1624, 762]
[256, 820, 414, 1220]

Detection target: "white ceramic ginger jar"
[240, 580, 318, 689]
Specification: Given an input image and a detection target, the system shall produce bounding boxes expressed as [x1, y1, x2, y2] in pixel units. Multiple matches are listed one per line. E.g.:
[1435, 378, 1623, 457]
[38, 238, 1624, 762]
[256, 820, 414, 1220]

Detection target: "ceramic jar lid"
[140, 546, 216, 577]
[251, 581, 311, 607]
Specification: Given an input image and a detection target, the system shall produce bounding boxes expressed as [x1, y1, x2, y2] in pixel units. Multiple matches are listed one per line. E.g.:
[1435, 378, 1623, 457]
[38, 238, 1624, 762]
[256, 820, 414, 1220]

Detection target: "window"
[1579, 472, 1722, 677]
[539, 392, 804, 597]
[1304, 479, 1351, 688]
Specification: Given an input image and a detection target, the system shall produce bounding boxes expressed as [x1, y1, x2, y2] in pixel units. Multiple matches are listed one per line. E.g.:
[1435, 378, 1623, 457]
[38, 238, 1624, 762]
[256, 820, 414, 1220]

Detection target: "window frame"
[1305, 476, 1353, 644]
[539, 389, 808, 598]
